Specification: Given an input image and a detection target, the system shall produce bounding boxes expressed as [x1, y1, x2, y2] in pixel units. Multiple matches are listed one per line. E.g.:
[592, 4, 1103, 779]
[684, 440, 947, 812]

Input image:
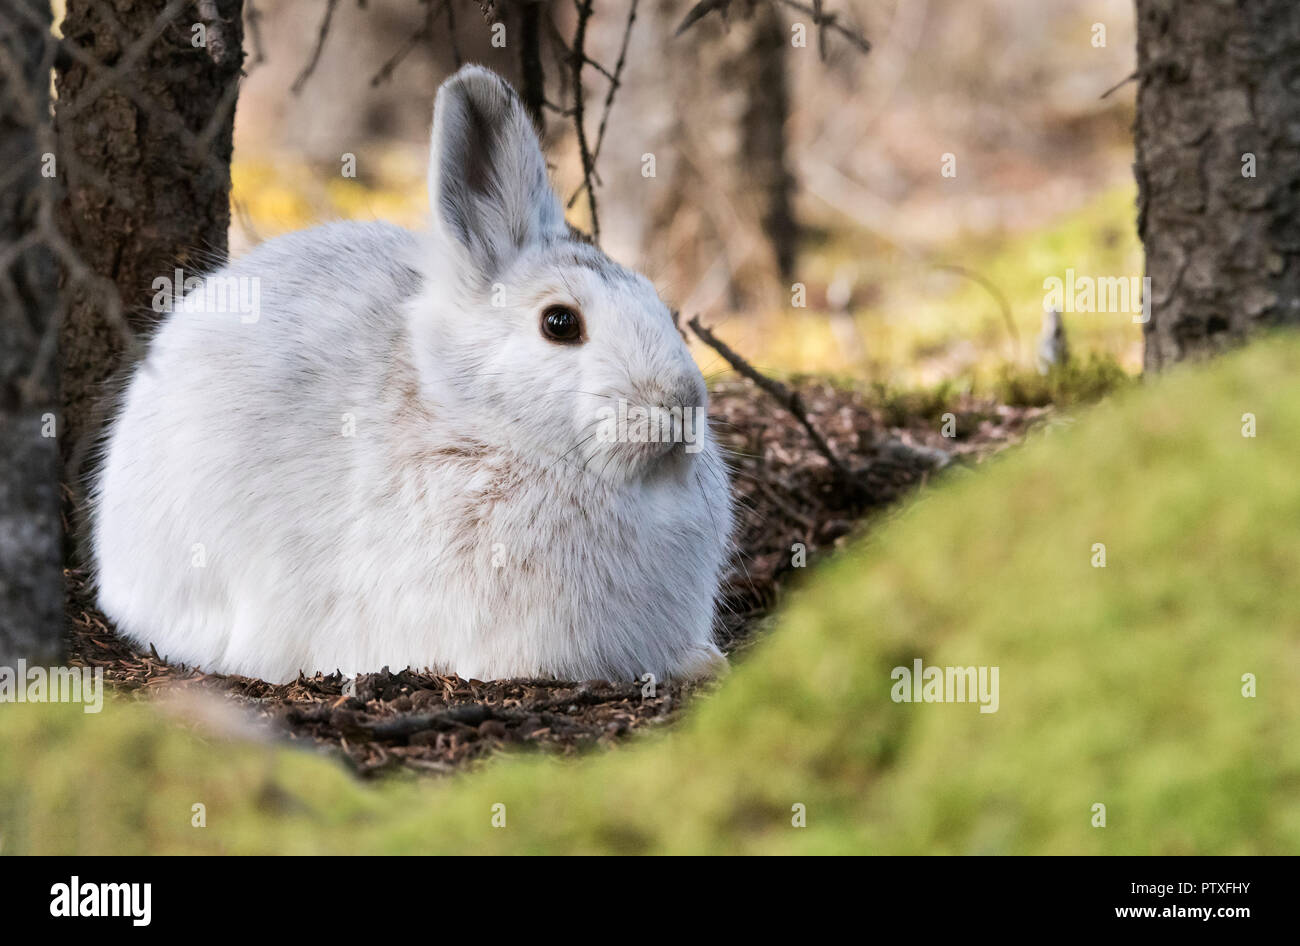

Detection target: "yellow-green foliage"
[229, 154, 1142, 388]
[750, 185, 1145, 385]
[3, 338, 1298, 854]
[230, 149, 429, 243]
[994, 352, 1133, 408]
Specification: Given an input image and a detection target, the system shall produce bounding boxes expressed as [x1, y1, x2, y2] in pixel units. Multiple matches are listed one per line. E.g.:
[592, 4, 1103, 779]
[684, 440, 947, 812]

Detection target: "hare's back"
[104, 221, 426, 541]
[147, 220, 424, 416]
[210, 220, 423, 361]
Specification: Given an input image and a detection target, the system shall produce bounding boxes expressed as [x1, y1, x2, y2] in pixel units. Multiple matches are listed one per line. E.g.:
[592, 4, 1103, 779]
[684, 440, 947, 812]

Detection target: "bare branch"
[932, 263, 1020, 359]
[674, 0, 730, 38]
[568, 0, 599, 242]
[675, 0, 869, 55]
[244, 0, 268, 68]
[444, 0, 462, 68]
[1100, 70, 1138, 100]
[812, 0, 826, 61]
[687, 315, 852, 480]
[773, 0, 870, 54]
[371, 0, 437, 87]
[292, 0, 341, 95]
[591, 0, 639, 165]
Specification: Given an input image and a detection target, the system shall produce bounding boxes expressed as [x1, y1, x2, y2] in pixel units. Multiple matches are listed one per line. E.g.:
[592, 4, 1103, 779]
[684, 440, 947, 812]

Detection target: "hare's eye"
[541, 305, 584, 344]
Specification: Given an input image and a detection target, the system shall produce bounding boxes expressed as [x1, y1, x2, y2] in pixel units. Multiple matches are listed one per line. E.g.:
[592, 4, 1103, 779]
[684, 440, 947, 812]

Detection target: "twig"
[591, 0, 639, 165]
[569, 0, 599, 242]
[582, 55, 617, 83]
[444, 0, 462, 68]
[674, 0, 871, 57]
[812, 0, 826, 61]
[244, 0, 267, 68]
[774, 0, 870, 54]
[674, 0, 729, 37]
[292, 0, 341, 95]
[1100, 70, 1138, 100]
[687, 315, 852, 479]
[370, 0, 437, 87]
[358, 705, 515, 738]
[932, 263, 1020, 359]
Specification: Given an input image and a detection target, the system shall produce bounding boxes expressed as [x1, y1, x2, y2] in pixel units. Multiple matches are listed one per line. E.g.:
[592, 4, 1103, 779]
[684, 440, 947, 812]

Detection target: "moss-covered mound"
[3, 337, 1298, 854]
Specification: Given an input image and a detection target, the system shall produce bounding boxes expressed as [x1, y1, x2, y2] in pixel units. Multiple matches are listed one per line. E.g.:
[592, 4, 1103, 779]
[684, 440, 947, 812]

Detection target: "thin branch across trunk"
[687, 315, 851, 480]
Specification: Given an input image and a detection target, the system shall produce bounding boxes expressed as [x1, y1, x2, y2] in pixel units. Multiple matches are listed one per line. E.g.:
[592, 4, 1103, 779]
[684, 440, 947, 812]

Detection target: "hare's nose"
[676, 374, 708, 410]
[637, 376, 705, 411]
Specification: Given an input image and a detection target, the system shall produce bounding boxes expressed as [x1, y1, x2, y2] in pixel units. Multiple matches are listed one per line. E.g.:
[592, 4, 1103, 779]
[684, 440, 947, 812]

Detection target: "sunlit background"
[228, 0, 1142, 389]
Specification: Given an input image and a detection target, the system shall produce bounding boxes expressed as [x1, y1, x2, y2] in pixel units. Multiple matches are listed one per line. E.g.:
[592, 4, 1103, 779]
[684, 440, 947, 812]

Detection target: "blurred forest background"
[228, 0, 1141, 386]
[3, 0, 1152, 702]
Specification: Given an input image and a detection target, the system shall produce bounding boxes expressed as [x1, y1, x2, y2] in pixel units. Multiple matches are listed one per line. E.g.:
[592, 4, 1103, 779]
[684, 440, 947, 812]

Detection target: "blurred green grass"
[3, 335, 1297, 854]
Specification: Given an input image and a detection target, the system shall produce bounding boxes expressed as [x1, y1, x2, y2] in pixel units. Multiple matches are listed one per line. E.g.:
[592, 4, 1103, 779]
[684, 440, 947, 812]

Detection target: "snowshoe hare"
[92, 65, 733, 683]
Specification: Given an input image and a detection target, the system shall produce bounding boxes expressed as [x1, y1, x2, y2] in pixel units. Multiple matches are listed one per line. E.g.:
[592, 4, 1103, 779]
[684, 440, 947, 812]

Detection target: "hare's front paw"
[670, 643, 730, 683]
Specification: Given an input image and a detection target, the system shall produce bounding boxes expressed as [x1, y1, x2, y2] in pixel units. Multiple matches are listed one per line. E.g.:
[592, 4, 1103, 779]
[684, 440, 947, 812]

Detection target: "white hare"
[91, 65, 734, 683]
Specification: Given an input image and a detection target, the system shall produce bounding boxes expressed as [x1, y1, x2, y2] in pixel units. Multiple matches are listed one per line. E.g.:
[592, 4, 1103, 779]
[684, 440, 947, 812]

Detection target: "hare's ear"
[427, 65, 565, 277]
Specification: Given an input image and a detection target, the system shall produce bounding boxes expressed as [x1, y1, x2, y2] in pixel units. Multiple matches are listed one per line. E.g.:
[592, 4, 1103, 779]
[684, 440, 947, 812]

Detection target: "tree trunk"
[0, 0, 62, 665]
[515, 0, 546, 132]
[54, 0, 244, 533]
[741, 3, 797, 283]
[643, 0, 797, 312]
[1135, 0, 1300, 370]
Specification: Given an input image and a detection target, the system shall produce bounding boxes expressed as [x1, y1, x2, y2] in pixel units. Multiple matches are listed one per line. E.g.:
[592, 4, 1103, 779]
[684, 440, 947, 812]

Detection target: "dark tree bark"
[516, 0, 546, 132]
[0, 0, 62, 665]
[648, 0, 798, 310]
[741, 3, 797, 282]
[54, 0, 244, 525]
[1135, 0, 1300, 370]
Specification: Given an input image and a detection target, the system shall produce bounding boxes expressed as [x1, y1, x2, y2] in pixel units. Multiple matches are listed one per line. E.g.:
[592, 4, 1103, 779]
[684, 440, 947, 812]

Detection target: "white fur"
[91, 66, 733, 683]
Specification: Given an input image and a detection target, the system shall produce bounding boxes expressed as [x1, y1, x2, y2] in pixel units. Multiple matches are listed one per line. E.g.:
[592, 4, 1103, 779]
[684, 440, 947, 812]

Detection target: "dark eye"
[540, 305, 584, 344]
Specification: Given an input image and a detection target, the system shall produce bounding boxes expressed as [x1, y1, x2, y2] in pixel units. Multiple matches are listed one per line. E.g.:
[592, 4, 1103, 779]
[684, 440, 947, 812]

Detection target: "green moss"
[2, 337, 1298, 854]
[868, 378, 970, 427]
[994, 351, 1133, 408]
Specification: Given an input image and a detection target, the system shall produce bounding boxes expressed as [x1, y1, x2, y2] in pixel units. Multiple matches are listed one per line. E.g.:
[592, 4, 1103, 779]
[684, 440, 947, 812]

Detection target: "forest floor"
[65, 379, 1051, 777]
